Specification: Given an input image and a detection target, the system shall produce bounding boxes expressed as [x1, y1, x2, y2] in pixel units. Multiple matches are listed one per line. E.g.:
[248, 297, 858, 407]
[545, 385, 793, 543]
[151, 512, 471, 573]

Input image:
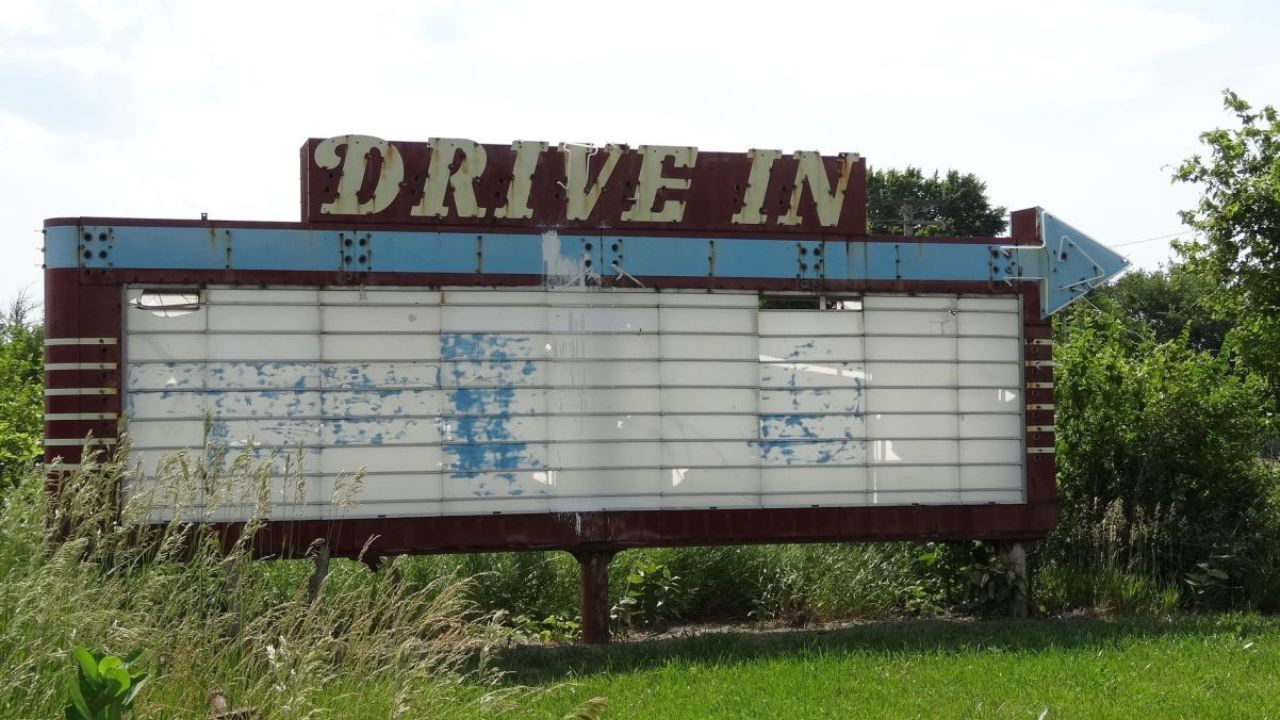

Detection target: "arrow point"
[1038, 210, 1128, 317]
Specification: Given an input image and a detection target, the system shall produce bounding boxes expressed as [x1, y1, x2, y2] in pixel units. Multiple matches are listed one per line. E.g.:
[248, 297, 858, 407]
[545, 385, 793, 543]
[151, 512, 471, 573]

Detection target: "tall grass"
[0, 440, 516, 719]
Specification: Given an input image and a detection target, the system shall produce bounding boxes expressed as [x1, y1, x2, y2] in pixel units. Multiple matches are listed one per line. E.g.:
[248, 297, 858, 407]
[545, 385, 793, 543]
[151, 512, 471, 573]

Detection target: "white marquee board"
[123, 286, 1025, 520]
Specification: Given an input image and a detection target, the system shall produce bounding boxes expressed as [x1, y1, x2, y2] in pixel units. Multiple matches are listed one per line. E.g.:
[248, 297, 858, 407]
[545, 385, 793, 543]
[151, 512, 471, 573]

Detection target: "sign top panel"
[301, 136, 866, 235]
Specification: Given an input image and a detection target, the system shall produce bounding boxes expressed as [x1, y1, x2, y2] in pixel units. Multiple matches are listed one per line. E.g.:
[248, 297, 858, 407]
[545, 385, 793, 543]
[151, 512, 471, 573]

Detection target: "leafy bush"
[1045, 294, 1280, 611]
[0, 296, 42, 496]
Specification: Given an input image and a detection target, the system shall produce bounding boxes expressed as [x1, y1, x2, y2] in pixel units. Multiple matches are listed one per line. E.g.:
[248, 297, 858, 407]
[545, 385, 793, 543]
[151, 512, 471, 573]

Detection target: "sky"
[2, 0, 1278, 313]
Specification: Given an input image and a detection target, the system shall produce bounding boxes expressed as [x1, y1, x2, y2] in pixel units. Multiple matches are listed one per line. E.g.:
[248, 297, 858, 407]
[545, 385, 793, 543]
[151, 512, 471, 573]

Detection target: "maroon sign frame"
[43, 209, 1055, 562]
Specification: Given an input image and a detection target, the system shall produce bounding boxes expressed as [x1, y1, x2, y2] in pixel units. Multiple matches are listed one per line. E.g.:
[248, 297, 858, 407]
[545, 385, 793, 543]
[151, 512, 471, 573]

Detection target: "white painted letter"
[494, 140, 548, 220]
[778, 151, 859, 227]
[620, 145, 697, 223]
[561, 143, 624, 221]
[412, 138, 489, 219]
[314, 135, 404, 215]
[729, 149, 782, 225]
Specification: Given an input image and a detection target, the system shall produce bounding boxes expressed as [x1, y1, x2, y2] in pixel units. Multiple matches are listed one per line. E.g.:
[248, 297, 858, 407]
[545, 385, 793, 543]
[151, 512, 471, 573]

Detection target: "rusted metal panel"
[299, 137, 867, 236]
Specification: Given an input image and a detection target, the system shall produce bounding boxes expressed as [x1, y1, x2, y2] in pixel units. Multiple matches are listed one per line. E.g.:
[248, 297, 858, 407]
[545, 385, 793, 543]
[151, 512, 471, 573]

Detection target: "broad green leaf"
[103, 666, 131, 697]
[66, 676, 92, 720]
[72, 647, 100, 683]
[97, 655, 123, 676]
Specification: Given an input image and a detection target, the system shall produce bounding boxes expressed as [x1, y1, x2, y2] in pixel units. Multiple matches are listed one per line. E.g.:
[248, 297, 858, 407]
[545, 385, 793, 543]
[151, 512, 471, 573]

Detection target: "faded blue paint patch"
[441, 333, 544, 486]
[760, 414, 820, 439]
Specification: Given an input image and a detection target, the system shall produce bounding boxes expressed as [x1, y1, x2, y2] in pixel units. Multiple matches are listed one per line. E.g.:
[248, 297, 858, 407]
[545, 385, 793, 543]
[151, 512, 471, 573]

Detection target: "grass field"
[491, 616, 1280, 719]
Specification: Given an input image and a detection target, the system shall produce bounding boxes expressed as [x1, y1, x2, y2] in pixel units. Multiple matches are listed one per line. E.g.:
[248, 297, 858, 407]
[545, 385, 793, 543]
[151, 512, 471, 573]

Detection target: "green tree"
[1174, 90, 1280, 392]
[866, 167, 1007, 237]
[1175, 90, 1280, 311]
[1097, 266, 1231, 353]
[0, 295, 43, 494]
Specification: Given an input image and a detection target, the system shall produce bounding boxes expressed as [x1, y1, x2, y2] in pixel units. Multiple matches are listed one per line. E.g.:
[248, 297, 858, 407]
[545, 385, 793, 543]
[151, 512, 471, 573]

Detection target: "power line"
[1109, 231, 1198, 248]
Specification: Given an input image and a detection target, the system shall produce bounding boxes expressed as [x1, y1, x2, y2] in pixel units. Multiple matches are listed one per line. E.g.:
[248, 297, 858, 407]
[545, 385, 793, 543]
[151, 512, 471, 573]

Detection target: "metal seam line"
[45, 363, 119, 371]
[45, 337, 119, 346]
[45, 413, 120, 421]
[44, 388, 118, 396]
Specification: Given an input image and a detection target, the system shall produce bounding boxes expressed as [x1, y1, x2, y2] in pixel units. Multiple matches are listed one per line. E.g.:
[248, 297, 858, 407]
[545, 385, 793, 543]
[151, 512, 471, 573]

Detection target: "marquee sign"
[301, 136, 867, 234]
[44, 134, 1128, 642]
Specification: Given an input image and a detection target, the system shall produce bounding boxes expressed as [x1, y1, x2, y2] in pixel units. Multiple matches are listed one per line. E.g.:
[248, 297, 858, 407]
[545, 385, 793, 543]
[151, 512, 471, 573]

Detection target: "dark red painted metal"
[298, 140, 867, 235]
[43, 269, 122, 469]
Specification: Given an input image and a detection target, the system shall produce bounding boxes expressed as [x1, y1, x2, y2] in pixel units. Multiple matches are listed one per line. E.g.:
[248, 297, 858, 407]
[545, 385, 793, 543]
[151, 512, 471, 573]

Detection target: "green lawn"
[490, 617, 1280, 719]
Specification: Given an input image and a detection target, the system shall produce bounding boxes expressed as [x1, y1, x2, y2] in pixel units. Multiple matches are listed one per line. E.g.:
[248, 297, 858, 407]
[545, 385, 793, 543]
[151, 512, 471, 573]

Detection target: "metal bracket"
[341, 232, 373, 273]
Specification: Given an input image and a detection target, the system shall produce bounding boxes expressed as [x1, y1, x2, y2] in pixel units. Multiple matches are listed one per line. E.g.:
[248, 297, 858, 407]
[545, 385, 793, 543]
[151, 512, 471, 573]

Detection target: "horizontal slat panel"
[761, 466, 868, 493]
[322, 334, 441, 361]
[757, 438, 865, 467]
[549, 306, 658, 333]
[321, 446, 440, 474]
[662, 361, 758, 387]
[324, 389, 448, 417]
[442, 306, 548, 333]
[322, 418, 440, 446]
[548, 442, 659, 469]
[863, 310, 956, 337]
[127, 334, 207, 361]
[865, 336, 956, 361]
[958, 363, 1022, 387]
[760, 361, 865, 389]
[661, 388, 757, 414]
[760, 413, 864, 440]
[661, 335, 756, 360]
[324, 305, 442, 333]
[869, 439, 959, 465]
[865, 387, 956, 413]
[958, 311, 1020, 337]
[862, 295, 958, 311]
[208, 334, 319, 361]
[207, 288, 319, 305]
[960, 337, 1019, 362]
[664, 440, 760, 467]
[663, 308, 756, 334]
[961, 465, 1024, 491]
[758, 336, 863, 363]
[663, 467, 759, 493]
[550, 388, 662, 414]
[868, 414, 958, 439]
[760, 388, 863, 414]
[960, 439, 1023, 464]
[959, 388, 1022, 412]
[208, 304, 319, 332]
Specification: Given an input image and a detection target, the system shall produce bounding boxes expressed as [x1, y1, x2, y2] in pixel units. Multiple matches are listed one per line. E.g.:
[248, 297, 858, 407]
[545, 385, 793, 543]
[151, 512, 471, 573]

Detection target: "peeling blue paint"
[442, 333, 543, 486]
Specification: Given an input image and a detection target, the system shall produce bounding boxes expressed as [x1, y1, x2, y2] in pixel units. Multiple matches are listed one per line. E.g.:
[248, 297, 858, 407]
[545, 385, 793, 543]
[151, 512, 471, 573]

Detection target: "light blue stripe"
[49, 223, 1006, 283]
[44, 226, 82, 268]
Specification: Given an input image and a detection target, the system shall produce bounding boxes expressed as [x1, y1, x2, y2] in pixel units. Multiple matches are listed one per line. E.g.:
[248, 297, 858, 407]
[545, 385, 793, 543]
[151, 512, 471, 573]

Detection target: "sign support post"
[573, 550, 617, 645]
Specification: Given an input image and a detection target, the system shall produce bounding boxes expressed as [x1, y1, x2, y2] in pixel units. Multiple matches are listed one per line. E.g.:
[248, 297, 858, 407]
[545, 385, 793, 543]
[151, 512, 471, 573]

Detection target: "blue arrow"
[1000, 209, 1130, 317]
[45, 208, 1128, 317]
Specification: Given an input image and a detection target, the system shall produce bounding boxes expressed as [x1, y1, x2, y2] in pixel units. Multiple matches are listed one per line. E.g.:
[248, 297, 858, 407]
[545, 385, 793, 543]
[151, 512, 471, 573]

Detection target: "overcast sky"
[3, 0, 1277, 313]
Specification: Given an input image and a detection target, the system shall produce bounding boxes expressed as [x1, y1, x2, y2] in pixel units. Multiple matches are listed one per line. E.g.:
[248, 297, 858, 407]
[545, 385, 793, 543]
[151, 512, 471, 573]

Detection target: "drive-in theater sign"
[44, 136, 1126, 641]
